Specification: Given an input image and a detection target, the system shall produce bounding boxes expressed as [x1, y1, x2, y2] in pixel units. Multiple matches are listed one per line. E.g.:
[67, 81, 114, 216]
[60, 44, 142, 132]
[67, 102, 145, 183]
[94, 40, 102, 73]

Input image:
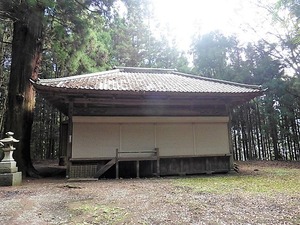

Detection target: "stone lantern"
[0, 131, 22, 186]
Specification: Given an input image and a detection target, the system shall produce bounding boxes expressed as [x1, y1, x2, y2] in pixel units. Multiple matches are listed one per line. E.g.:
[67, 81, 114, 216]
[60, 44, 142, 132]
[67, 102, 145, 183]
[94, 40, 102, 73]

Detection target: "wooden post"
[115, 148, 119, 179]
[205, 158, 210, 172]
[66, 101, 73, 178]
[227, 105, 234, 171]
[155, 148, 160, 177]
[136, 160, 140, 178]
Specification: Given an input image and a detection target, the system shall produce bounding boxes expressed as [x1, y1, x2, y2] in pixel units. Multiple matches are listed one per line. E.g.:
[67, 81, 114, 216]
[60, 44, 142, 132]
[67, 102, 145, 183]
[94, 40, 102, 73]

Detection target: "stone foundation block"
[0, 161, 18, 173]
[0, 172, 22, 186]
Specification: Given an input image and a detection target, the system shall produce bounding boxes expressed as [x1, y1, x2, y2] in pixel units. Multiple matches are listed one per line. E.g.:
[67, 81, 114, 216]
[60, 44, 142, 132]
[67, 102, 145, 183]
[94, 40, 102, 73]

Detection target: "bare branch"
[0, 40, 12, 45]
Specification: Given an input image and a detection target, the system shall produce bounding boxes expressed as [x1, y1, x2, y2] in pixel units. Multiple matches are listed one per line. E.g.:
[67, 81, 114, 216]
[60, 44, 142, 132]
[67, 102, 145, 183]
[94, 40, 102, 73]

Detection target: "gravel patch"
[0, 161, 299, 224]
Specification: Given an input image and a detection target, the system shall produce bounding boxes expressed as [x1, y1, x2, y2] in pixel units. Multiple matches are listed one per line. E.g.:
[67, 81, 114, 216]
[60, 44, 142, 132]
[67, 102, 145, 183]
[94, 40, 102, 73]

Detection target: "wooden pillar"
[115, 148, 119, 179]
[226, 105, 234, 171]
[205, 158, 210, 172]
[155, 148, 160, 177]
[66, 101, 73, 178]
[136, 160, 140, 178]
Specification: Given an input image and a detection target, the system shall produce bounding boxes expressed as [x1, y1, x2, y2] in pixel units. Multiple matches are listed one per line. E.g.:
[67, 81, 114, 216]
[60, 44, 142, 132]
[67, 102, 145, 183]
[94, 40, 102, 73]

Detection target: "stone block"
[0, 172, 22, 186]
[0, 161, 18, 173]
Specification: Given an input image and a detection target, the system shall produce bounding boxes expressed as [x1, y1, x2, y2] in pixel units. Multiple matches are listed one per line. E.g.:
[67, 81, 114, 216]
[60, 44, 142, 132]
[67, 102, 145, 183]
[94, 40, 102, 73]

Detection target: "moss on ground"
[173, 167, 300, 195]
[69, 201, 128, 225]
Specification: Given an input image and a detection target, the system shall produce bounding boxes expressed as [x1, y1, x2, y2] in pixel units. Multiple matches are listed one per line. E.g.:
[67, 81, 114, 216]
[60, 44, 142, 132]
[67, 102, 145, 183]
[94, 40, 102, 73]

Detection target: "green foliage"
[109, 0, 190, 70]
[192, 31, 235, 79]
[259, 0, 300, 77]
[0, 21, 12, 134]
[192, 31, 284, 84]
[42, 2, 112, 78]
[192, 29, 300, 161]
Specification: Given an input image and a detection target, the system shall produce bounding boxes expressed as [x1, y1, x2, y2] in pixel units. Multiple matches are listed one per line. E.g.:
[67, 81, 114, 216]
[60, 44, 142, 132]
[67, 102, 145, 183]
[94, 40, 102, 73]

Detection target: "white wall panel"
[121, 124, 155, 152]
[71, 117, 230, 158]
[194, 123, 229, 155]
[72, 123, 119, 158]
[156, 124, 194, 156]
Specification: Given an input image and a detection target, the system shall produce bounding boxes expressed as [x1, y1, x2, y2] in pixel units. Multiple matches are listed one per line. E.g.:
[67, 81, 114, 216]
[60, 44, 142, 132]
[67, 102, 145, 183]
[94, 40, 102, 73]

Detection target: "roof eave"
[33, 83, 262, 98]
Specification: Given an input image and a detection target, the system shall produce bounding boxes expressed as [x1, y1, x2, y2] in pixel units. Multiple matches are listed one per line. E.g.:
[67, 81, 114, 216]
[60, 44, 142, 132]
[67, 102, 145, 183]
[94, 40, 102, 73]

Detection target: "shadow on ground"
[34, 160, 66, 178]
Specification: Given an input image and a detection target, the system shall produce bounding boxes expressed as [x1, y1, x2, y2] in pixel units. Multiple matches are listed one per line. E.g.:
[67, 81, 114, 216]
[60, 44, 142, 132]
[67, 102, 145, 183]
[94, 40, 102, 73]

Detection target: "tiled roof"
[35, 67, 262, 94]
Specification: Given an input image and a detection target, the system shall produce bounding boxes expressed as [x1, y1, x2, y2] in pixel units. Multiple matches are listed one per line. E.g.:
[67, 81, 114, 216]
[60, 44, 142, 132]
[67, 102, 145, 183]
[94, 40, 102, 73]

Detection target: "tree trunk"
[0, 23, 10, 134]
[5, 6, 44, 177]
[255, 102, 262, 160]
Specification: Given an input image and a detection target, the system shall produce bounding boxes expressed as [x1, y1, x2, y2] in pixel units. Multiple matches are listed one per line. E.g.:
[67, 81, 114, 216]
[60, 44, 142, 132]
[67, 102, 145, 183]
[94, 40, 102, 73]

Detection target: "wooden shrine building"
[33, 67, 263, 179]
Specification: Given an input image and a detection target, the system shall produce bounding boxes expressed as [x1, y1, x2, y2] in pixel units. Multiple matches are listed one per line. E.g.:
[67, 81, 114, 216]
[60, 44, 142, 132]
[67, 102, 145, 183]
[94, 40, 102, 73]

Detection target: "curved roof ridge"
[115, 66, 176, 73]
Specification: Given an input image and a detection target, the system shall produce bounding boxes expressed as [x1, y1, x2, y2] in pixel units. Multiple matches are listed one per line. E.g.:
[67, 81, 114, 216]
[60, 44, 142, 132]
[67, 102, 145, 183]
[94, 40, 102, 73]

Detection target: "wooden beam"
[38, 89, 257, 106]
[70, 97, 231, 106]
[66, 101, 73, 178]
[72, 105, 229, 116]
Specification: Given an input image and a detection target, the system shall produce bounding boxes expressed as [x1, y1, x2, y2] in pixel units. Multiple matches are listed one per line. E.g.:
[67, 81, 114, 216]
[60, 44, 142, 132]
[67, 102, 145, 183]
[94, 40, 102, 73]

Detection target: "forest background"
[0, 0, 299, 176]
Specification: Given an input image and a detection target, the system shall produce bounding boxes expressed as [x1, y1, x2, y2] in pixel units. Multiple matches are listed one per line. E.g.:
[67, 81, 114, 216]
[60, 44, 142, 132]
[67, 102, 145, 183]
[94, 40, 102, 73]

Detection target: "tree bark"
[5, 4, 44, 177]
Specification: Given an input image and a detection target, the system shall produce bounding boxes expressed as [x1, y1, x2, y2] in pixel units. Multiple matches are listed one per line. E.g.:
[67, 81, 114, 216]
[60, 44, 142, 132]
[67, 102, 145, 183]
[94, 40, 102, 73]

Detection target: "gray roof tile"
[36, 67, 262, 94]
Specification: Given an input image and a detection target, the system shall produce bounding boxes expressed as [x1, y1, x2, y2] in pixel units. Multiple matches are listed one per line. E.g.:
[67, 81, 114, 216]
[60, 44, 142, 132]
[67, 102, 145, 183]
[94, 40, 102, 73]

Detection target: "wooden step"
[93, 159, 116, 178]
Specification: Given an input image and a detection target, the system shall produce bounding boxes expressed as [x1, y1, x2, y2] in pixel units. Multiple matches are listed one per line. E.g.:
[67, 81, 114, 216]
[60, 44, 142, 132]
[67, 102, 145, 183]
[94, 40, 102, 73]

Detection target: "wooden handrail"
[115, 148, 160, 179]
[118, 150, 157, 154]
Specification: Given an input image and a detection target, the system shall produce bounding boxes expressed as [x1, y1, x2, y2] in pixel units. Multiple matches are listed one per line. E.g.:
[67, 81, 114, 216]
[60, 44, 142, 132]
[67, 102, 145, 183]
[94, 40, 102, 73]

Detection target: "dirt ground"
[0, 161, 299, 225]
